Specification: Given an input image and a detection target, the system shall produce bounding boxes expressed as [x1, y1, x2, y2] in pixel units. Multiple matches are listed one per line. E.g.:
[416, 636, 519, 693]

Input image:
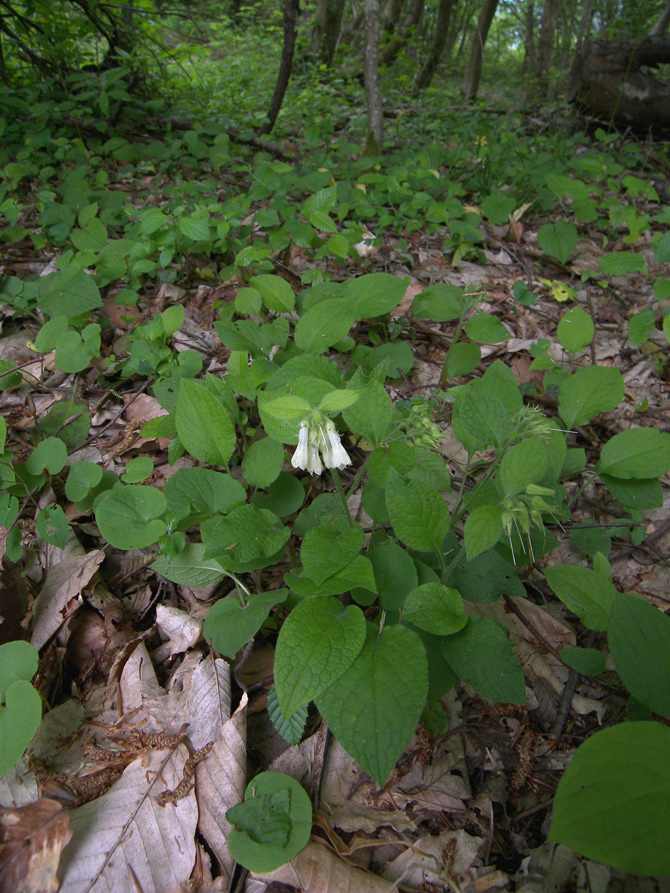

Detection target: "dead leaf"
[0, 798, 72, 893]
[30, 550, 105, 650]
[195, 692, 248, 887]
[155, 604, 202, 658]
[58, 746, 198, 892]
[255, 840, 396, 891]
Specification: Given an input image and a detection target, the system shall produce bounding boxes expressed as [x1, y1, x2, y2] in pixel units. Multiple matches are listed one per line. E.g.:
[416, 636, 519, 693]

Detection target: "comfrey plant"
[3, 272, 670, 877]
[292, 413, 352, 475]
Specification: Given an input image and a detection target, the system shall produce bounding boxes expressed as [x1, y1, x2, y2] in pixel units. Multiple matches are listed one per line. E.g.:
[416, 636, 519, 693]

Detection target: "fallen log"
[567, 35, 670, 131]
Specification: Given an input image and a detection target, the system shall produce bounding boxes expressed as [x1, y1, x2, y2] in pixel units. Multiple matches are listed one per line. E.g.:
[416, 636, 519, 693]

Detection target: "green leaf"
[549, 722, 670, 876]
[598, 252, 646, 275]
[95, 486, 167, 550]
[286, 555, 376, 598]
[275, 596, 366, 717]
[569, 525, 612, 558]
[537, 220, 578, 263]
[655, 232, 670, 263]
[267, 684, 308, 746]
[295, 298, 356, 353]
[204, 505, 289, 571]
[176, 379, 236, 465]
[241, 438, 285, 489]
[481, 192, 516, 225]
[249, 274, 295, 312]
[599, 474, 663, 509]
[596, 427, 670, 479]
[252, 472, 305, 518]
[411, 283, 464, 322]
[464, 313, 510, 344]
[558, 366, 624, 429]
[386, 469, 450, 552]
[0, 680, 43, 776]
[121, 456, 154, 484]
[560, 646, 606, 676]
[261, 394, 312, 423]
[203, 591, 288, 658]
[301, 524, 365, 585]
[609, 594, 670, 716]
[152, 544, 228, 587]
[368, 542, 418, 610]
[25, 437, 67, 475]
[341, 372, 394, 447]
[544, 565, 617, 631]
[36, 504, 69, 549]
[446, 341, 481, 379]
[227, 771, 312, 873]
[0, 641, 39, 701]
[447, 550, 526, 602]
[459, 393, 510, 454]
[441, 617, 525, 703]
[318, 389, 360, 413]
[37, 268, 102, 318]
[464, 505, 504, 560]
[65, 461, 104, 502]
[164, 468, 246, 518]
[403, 584, 466, 635]
[178, 214, 211, 241]
[499, 439, 547, 497]
[628, 309, 657, 346]
[316, 625, 428, 786]
[557, 306, 594, 353]
[342, 273, 408, 319]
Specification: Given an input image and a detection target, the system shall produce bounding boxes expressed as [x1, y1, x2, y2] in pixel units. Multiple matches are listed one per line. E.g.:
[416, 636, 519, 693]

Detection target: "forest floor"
[1, 115, 670, 892]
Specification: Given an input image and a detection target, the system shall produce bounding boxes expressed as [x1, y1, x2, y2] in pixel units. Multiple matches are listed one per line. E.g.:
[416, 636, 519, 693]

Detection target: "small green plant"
[0, 641, 42, 776]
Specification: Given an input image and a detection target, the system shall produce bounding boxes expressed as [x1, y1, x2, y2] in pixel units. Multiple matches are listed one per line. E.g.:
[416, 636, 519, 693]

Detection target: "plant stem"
[331, 467, 353, 527]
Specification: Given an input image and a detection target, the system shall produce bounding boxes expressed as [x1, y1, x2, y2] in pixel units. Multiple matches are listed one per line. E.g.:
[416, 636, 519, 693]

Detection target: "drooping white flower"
[324, 420, 351, 469]
[291, 415, 352, 475]
[291, 421, 310, 470]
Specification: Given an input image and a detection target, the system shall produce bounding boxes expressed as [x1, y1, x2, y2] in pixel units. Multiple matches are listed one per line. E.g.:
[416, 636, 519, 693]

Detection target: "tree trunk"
[567, 35, 670, 130]
[382, 0, 404, 32]
[650, 0, 670, 36]
[363, 0, 384, 153]
[523, 0, 535, 73]
[534, 0, 560, 89]
[310, 0, 346, 65]
[414, 0, 455, 92]
[574, 0, 592, 56]
[378, 0, 422, 65]
[259, 0, 299, 135]
[462, 0, 500, 100]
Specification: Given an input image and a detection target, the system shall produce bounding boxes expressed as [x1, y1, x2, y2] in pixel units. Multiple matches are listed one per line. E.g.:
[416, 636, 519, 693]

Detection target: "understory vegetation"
[1, 0, 670, 888]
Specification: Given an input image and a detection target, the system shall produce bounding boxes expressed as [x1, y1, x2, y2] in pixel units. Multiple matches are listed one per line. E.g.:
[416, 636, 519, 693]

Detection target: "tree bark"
[650, 0, 670, 36]
[363, 0, 384, 152]
[523, 0, 535, 73]
[414, 0, 455, 92]
[378, 0, 422, 65]
[462, 0, 500, 100]
[567, 35, 670, 130]
[574, 0, 592, 56]
[534, 0, 560, 88]
[310, 0, 346, 65]
[382, 0, 404, 32]
[259, 0, 299, 135]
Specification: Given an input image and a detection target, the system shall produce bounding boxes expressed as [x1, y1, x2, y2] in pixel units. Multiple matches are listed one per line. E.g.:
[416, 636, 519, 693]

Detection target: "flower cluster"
[501, 484, 559, 563]
[291, 414, 351, 476]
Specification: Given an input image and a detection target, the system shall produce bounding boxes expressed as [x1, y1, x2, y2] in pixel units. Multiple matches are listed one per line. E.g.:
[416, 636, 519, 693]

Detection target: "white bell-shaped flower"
[324, 420, 351, 469]
[291, 421, 310, 471]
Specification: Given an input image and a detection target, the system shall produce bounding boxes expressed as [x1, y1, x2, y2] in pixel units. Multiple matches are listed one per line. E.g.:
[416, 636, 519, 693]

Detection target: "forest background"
[1, 0, 670, 891]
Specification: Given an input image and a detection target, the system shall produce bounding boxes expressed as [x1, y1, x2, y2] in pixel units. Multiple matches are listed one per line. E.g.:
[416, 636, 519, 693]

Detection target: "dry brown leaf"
[30, 550, 105, 650]
[195, 692, 248, 887]
[379, 828, 482, 890]
[155, 604, 203, 658]
[0, 798, 72, 893]
[58, 745, 198, 892]
[253, 840, 396, 892]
